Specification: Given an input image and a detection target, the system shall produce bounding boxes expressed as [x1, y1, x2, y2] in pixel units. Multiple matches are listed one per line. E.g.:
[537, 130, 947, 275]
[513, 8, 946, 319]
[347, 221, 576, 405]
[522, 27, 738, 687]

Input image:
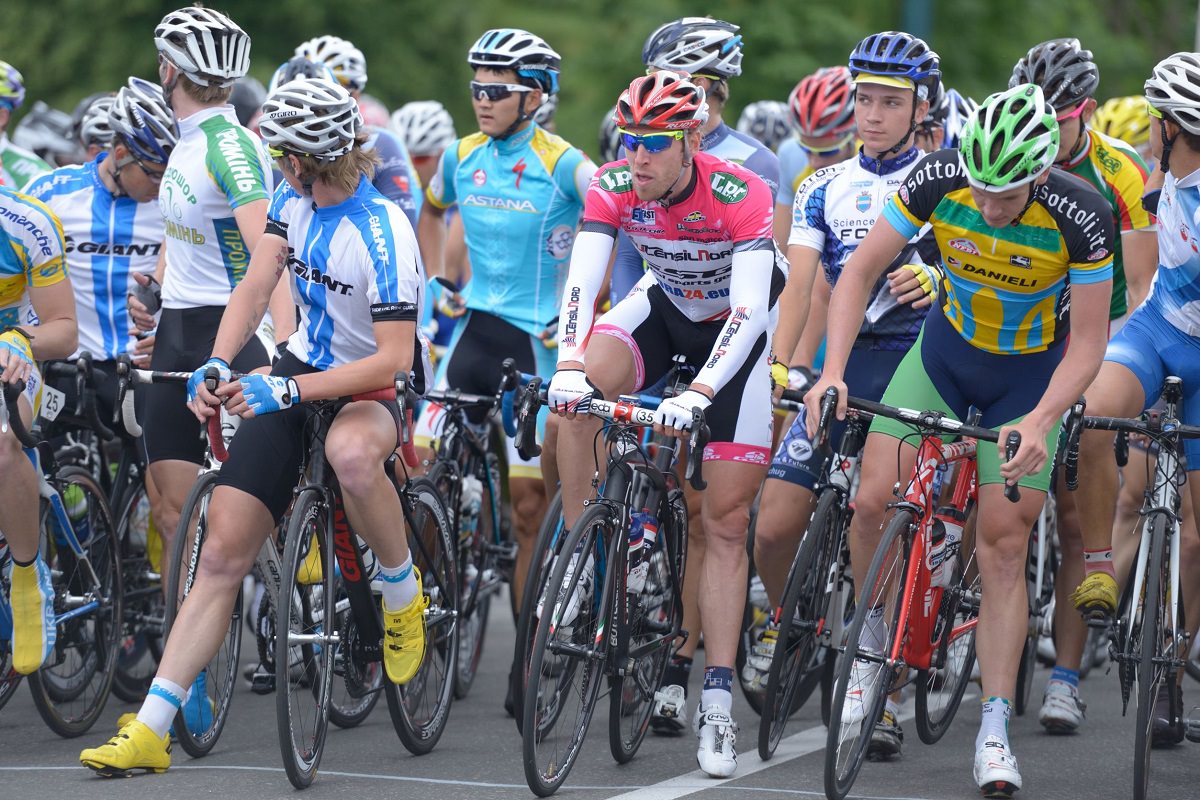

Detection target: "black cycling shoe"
[867, 709, 904, 761]
[1151, 683, 1185, 748]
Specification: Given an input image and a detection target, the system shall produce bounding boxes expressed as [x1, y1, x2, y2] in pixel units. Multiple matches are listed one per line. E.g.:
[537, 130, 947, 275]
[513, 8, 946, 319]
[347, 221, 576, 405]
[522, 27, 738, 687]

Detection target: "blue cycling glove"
[187, 357, 231, 402]
[239, 374, 301, 416]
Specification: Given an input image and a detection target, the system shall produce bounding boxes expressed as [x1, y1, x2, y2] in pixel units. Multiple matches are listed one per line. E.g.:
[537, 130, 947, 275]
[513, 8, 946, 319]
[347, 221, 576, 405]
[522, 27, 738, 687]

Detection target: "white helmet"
[598, 105, 621, 164]
[154, 6, 250, 87]
[259, 77, 362, 161]
[76, 94, 116, 149]
[642, 17, 744, 79]
[295, 35, 368, 92]
[390, 101, 456, 157]
[468, 29, 561, 94]
[110, 77, 178, 165]
[1145, 52, 1200, 135]
[533, 93, 558, 126]
[736, 100, 791, 150]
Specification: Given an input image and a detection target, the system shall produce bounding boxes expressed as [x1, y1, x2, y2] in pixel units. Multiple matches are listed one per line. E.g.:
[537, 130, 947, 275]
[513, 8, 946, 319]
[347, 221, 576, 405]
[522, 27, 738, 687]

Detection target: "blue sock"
[1050, 666, 1080, 689]
[700, 666, 734, 712]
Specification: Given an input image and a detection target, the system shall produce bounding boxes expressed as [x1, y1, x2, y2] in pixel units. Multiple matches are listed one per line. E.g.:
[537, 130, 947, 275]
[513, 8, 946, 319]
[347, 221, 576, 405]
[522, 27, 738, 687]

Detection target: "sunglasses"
[798, 131, 856, 156]
[469, 81, 533, 103]
[1055, 103, 1087, 123]
[132, 155, 166, 181]
[618, 128, 684, 154]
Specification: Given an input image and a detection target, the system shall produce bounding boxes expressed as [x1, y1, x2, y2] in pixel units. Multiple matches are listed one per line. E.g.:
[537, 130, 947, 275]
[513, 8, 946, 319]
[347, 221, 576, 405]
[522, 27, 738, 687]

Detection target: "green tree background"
[2, 0, 1194, 155]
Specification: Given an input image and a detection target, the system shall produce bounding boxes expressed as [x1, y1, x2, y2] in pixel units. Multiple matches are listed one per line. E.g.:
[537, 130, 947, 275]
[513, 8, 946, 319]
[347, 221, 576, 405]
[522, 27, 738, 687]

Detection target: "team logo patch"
[472, 169, 487, 186]
[393, 175, 410, 193]
[948, 238, 980, 256]
[786, 437, 813, 462]
[898, 184, 910, 204]
[546, 224, 574, 259]
[1088, 248, 1109, 261]
[682, 210, 705, 223]
[855, 190, 872, 213]
[1009, 254, 1032, 269]
[711, 172, 749, 204]
[631, 208, 655, 224]
[598, 165, 633, 193]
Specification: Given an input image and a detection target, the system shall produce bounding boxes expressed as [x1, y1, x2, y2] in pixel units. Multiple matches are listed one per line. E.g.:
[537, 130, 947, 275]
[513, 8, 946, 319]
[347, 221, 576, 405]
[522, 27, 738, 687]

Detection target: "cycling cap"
[1145, 52, 1200, 135]
[961, 83, 1059, 192]
[1091, 96, 1151, 148]
[390, 100, 456, 157]
[533, 93, 558, 126]
[110, 77, 178, 165]
[0, 61, 26, 112]
[643, 17, 743, 79]
[737, 100, 791, 150]
[73, 93, 117, 149]
[1010, 38, 1099, 111]
[598, 105, 622, 163]
[848, 31, 940, 100]
[260, 76, 362, 161]
[154, 6, 251, 87]
[12, 102, 79, 164]
[468, 29, 561, 94]
[229, 76, 266, 127]
[295, 35, 368, 92]
[269, 56, 338, 96]
[616, 71, 708, 131]
[789, 66, 856, 140]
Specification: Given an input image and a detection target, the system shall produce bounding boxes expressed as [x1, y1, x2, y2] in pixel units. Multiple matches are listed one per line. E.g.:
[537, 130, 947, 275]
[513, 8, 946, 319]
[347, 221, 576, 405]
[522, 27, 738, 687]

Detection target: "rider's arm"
[555, 224, 616, 367]
[1121, 229, 1158, 311]
[771, 244, 820, 372]
[232, 198, 292, 344]
[210, 232, 289, 364]
[292, 319, 415, 402]
[368, 129, 420, 231]
[792, 276, 830, 368]
[25, 280, 78, 360]
[416, 144, 458, 280]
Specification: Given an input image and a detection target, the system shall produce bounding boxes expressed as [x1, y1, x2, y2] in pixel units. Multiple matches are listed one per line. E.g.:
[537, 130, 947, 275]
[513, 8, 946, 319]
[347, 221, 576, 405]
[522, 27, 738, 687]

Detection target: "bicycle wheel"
[275, 488, 335, 789]
[513, 488, 564, 735]
[760, 490, 842, 760]
[111, 479, 163, 703]
[1134, 512, 1171, 800]
[163, 470, 242, 758]
[915, 546, 980, 744]
[737, 515, 768, 717]
[522, 503, 612, 796]
[825, 509, 911, 800]
[610, 488, 688, 763]
[328, 567, 383, 728]
[387, 476, 458, 756]
[27, 467, 122, 737]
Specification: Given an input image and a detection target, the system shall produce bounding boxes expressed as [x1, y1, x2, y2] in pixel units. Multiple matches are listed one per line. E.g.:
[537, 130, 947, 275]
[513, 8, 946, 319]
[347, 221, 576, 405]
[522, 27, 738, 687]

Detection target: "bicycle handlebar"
[1, 381, 39, 449]
[42, 353, 116, 442]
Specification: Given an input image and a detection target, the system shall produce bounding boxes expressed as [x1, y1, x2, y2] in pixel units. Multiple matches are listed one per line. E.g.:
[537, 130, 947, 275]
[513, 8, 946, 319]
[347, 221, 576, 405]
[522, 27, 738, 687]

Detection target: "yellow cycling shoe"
[11, 558, 57, 675]
[297, 533, 323, 585]
[382, 568, 429, 685]
[1071, 572, 1118, 621]
[80, 719, 171, 777]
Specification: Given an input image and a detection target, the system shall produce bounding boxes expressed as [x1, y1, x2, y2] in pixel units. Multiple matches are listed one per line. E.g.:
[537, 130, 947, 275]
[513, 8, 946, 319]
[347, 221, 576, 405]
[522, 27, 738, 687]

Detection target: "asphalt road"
[2, 594, 1197, 800]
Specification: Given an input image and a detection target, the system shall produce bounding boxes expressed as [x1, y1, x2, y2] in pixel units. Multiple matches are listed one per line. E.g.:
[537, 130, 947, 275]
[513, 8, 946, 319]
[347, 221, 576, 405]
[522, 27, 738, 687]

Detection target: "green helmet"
[959, 83, 1059, 192]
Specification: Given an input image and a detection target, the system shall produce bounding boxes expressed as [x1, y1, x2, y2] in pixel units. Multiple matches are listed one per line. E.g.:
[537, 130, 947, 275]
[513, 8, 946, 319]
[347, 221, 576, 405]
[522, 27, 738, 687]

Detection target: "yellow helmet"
[1091, 95, 1151, 150]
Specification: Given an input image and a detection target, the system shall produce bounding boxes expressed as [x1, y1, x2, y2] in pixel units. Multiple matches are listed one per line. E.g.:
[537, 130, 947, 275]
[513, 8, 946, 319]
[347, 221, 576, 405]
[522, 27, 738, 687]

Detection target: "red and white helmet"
[616, 71, 708, 131]
[789, 66, 856, 141]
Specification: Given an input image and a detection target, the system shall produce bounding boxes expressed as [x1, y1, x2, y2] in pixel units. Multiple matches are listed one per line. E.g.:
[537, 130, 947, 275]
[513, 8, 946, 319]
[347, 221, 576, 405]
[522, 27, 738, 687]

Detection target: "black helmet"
[1009, 38, 1099, 110]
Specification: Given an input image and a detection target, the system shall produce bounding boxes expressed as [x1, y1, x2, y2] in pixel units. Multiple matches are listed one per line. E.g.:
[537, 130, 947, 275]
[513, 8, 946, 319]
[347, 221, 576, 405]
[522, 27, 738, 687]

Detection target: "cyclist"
[550, 71, 786, 778]
[414, 28, 596, 677]
[805, 82, 1113, 796]
[598, 105, 622, 163]
[0, 187, 77, 675]
[913, 81, 948, 153]
[0, 61, 52, 189]
[80, 74, 432, 776]
[71, 92, 116, 162]
[1010, 38, 1158, 735]
[1093, 95, 1155, 166]
[1069, 51, 1200, 747]
[296, 35, 420, 228]
[390, 100, 457, 189]
[748, 31, 943, 761]
[736, 100, 792, 152]
[778, 66, 858, 215]
[25, 77, 176, 416]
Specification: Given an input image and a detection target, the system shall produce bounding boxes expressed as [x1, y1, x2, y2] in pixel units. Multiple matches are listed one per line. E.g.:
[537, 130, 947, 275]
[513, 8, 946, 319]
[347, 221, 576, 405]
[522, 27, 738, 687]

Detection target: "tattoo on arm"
[274, 246, 289, 279]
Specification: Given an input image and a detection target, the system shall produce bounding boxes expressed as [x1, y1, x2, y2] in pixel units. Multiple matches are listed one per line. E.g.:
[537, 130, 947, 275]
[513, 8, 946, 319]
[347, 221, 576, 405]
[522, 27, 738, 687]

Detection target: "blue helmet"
[110, 77, 178, 165]
[269, 56, 338, 95]
[849, 31, 941, 100]
[468, 29, 561, 94]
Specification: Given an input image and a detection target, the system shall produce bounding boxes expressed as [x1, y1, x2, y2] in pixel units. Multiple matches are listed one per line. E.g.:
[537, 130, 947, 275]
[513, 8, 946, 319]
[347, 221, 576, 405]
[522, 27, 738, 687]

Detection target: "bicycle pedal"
[250, 672, 276, 694]
[1185, 718, 1200, 743]
[489, 541, 519, 570]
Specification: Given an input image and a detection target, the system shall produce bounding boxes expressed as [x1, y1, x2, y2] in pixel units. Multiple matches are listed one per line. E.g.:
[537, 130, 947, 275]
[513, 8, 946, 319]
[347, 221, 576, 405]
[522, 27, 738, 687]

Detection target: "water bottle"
[627, 509, 659, 594]
[829, 454, 859, 491]
[929, 506, 965, 588]
[459, 475, 483, 542]
[64, 484, 93, 546]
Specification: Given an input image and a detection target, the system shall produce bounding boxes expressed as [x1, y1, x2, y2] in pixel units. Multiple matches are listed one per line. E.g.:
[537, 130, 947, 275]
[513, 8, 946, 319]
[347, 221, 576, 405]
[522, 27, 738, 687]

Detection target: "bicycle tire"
[457, 464, 496, 701]
[513, 489, 564, 735]
[825, 508, 911, 800]
[1133, 511, 1170, 800]
[275, 488, 335, 789]
[388, 476, 458, 756]
[111, 479, 162, 703]
[28, 467, 123, 738]
[163, 470, 242, 758]
[610, 487, 688, 763]
[914, 552, 979, 743]
[328, 572, 383, 729]
[522, 502, 612, 796]
[760, 489, 841, 760]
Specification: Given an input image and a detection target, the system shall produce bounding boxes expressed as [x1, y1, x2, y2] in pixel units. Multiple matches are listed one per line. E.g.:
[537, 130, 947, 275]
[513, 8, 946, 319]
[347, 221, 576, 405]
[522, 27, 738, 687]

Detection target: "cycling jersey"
[0, 133, 51, 190]
[25, 155, 160, 359]
[1146, 165, 1200, 337]
[267, 175, 428, 383]
[562, 151, 784, 394]
[790, 146, 938, 349]
[0, 186, 67, 329]
[776, 136, 811, 209]
[424, 122, 594, 337]
[1057, 127, 1154, 319]
[884, 149, 1115, 355]
[610, 122, 781, 302]
[159, 106, 272, 309]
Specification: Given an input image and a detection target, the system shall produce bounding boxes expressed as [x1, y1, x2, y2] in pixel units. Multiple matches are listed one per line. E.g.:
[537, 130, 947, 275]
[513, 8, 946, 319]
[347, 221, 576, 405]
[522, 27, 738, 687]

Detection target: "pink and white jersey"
[581, 152, 781, 324]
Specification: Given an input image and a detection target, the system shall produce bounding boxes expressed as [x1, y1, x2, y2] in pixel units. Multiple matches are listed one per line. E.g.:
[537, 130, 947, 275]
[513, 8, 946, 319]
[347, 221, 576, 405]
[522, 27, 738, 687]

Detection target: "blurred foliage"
[1, 0, 1194, 156]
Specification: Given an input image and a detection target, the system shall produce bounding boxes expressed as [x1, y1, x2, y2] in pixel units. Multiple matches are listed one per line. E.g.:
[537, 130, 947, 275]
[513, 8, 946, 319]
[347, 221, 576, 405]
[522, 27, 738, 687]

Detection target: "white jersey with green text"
[159, 106, 272, 309]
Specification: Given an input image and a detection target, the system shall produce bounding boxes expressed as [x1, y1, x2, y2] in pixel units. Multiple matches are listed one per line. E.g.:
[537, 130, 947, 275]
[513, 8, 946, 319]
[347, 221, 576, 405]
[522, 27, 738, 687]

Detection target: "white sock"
[976, 696, 1011, 750]
[379, 554, 418, 612]
[885, 697, 900, 718]
[700, 687, 733, 714]
[138, 677, 186, 738]
[863, 605, 888, 653]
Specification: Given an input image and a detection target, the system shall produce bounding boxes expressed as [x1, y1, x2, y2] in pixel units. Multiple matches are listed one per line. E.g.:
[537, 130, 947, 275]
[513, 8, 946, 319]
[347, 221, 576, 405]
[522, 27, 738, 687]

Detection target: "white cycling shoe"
[694, 704, 738, 778]
[973, 735, 1022, 797]
[1038, 679, 1085, 734]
